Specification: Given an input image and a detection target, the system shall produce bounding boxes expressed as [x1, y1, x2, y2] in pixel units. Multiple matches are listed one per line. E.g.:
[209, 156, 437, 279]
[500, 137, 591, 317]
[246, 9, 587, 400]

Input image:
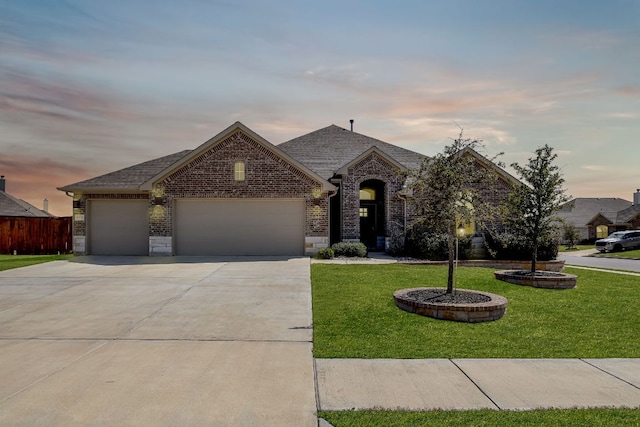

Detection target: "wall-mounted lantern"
[151, 196, 165, 206]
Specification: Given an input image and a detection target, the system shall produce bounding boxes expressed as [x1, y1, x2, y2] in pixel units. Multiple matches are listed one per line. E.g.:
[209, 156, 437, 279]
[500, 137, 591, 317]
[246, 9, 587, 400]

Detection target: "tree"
[502, 145, 570, 273]
[406, 130, 501, 294]
[563, 222, 580, 250]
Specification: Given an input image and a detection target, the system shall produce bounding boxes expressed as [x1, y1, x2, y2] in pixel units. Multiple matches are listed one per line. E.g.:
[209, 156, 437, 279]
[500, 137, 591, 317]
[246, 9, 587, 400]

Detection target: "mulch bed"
[405, 288, 491, 304]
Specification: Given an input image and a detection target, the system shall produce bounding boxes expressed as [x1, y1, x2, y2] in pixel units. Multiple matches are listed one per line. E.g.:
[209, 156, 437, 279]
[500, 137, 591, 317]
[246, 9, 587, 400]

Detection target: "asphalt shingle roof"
[58, 150, 192, 191]
[0, 191, 51, 217]
[556, 198, 632, 225]
[277, 125, 427, 179]
[616, 204, 640, 224]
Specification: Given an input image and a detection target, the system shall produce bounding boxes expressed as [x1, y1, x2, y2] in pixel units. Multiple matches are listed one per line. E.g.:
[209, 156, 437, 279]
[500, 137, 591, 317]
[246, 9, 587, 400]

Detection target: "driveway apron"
[0, 257, 316, 426]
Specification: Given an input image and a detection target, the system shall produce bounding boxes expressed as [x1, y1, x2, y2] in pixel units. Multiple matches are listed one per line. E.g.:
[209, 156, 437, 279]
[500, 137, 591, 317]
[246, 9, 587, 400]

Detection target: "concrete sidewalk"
[316, 358, 640, 411]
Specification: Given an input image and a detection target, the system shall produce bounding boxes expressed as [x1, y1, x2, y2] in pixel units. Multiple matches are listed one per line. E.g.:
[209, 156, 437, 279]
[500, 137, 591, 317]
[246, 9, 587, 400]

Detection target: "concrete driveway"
[0, 257, 316, 426]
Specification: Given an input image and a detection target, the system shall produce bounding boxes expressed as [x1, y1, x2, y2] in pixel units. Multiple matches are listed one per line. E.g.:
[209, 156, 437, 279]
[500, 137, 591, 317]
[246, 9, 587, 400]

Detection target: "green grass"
[0, 254, 73, 271]
[319, 409, 640, 427]
[592, 248, 640, 259]
[312, 264, 640, 358]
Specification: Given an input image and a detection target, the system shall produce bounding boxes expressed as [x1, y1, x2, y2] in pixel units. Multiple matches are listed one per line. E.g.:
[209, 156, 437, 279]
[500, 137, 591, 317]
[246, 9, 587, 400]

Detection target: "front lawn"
[319, 408, 640, 427]
[0, 254, 73, 271]
[312, 264, 639, 358]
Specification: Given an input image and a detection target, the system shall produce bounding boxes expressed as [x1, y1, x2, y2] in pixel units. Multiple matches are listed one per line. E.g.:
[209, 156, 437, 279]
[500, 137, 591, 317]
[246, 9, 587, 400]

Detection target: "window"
[359, 207, 368, 217]
[359, 188, 376, 200]
[234, 161, 245, 181]
[596, 225, 608, 239]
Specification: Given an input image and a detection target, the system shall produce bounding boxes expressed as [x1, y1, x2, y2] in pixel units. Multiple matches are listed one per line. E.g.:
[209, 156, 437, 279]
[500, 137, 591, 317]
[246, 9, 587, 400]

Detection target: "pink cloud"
[0, 156, 92, 217]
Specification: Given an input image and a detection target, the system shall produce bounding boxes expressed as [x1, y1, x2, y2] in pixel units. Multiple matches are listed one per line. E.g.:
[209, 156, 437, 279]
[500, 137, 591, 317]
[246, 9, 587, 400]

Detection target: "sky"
[1, 0, 639, 216]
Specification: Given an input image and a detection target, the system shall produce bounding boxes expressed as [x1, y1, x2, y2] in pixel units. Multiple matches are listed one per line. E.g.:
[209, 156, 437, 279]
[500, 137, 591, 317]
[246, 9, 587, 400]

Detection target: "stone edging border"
[393, 287, 508, 323]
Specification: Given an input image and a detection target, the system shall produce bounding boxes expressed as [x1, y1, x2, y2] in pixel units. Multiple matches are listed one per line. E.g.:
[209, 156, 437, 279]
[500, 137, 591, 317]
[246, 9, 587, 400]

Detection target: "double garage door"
[88, 199, 305, 256]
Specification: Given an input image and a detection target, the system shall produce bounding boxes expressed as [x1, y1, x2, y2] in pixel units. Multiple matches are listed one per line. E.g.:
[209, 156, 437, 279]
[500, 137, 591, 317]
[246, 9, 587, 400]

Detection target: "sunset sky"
[2, 0, 639, 216]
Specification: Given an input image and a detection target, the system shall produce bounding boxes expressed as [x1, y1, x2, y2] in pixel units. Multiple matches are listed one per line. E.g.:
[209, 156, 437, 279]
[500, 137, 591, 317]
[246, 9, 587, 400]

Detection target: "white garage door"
[89, 200, 149, 255]
[175, 199, 305, 256]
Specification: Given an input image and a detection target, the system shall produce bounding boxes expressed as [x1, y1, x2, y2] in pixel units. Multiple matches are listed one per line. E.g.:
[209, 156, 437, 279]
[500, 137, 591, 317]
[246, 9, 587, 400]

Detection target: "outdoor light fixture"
[151, 196, 165, 206]
[457, 223, 466, 237]
[311, 188, 323, 205]
[72, 200, 81, 209]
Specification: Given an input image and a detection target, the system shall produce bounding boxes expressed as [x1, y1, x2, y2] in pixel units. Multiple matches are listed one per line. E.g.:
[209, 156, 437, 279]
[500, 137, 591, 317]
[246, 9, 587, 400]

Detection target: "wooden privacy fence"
[0, 216, 72, 255]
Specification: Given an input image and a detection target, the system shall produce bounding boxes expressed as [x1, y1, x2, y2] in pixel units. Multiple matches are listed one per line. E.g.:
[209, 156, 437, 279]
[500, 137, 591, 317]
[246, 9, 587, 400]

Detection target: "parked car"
[595, 230, 640, 253]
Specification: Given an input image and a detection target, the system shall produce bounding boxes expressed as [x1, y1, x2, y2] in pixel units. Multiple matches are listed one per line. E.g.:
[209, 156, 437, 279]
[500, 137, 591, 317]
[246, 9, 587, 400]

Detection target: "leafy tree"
[406, 130, 501, 294]
[502, 145, 570, 272]
[563, 222, 580, 249]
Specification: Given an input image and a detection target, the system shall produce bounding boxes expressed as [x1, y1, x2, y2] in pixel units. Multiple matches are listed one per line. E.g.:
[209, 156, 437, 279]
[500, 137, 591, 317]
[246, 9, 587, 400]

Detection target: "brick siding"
[340, 152, 406, 246]
[73, 130, 330, 255]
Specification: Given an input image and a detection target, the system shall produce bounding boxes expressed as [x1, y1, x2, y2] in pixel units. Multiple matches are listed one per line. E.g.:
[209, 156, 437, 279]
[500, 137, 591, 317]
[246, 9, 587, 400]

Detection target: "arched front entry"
[359, 179, 385, 251]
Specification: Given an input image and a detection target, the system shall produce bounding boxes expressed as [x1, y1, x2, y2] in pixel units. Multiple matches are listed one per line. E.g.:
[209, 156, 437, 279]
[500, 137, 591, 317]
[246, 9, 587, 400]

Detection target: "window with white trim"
[234, 161, 245, 181]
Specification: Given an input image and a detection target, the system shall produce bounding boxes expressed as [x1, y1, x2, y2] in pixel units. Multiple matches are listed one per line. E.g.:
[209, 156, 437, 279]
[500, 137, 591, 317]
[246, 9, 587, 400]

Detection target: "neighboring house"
[0, 176, 52, 218]
[556, 191, 640, 242]
[58, 121, 516, 257]
[0, 176, 72, 254]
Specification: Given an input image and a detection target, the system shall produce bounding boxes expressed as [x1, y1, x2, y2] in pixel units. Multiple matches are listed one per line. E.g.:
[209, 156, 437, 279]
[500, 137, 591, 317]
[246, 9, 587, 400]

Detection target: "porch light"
[311, 188, 323, 205]
[151, 196, 165, 206]
[311, 188, 322, 199]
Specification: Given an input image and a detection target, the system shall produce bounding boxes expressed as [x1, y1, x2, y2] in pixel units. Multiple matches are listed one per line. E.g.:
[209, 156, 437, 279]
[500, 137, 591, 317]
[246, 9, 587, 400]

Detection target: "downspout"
[63, 191, 75, 254]
[397, 193, 407, 233]
[328, 180, 340, 245]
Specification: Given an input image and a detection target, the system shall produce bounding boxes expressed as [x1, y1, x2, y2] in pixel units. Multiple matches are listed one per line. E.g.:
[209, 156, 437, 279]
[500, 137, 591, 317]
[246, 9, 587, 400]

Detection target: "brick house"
[58, 121, 515, 256]
[556, 191, 640, 242]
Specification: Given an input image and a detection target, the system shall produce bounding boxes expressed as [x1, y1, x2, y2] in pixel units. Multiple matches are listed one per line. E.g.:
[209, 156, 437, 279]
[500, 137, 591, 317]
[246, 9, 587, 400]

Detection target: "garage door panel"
[89, 200, 149, 255]
[176, 199, 304, 256]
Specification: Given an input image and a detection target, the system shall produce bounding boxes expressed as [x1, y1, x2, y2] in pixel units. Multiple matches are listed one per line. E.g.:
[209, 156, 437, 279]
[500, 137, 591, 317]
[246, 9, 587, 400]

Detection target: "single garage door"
[175, 199, 305, 256]
[89, 200, 149, 255]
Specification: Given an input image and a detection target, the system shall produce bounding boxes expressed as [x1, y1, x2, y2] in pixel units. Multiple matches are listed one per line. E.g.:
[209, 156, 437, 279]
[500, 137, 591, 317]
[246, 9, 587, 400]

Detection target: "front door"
[359, 203, 377, 249]
[359, 179, 385, 251]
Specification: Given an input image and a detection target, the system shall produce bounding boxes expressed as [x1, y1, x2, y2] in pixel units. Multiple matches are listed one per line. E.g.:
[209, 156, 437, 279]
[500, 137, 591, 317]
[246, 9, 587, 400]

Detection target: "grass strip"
[319, 408, 640, 427]
[0, 254, 73, 271]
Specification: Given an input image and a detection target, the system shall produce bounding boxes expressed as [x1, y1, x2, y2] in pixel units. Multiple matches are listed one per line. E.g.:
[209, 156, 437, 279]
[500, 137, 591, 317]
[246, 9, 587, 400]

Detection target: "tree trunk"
[447, 233, 455, 294]
[531, 242, 538, 273]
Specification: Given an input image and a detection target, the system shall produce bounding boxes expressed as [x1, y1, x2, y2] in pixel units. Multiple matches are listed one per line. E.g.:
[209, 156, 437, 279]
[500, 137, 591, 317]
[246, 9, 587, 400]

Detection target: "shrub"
[404, 225, 471, 260]
[484, 231, 558, 261]
[331, 242, 368, 258]
[316, 247, 335, 259]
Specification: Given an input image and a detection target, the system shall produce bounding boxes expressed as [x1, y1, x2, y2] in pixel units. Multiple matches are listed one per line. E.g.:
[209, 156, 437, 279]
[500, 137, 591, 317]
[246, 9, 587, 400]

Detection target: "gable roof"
[460, 147, 520, 186]
[335, 147, 408, 176]
[0, 191, 52, 217]
[140, 121, 334, 192]
[58, 150, 192, 193]
[278, 124, 426, 179]
[557, 198, 632, 226]
[615, 204, 640, 224]
[58, 122, 335, 193]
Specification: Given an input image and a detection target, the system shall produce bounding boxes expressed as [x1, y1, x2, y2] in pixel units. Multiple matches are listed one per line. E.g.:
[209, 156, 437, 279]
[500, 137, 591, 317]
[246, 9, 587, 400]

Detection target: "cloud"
[581, 165, 607, 172]
[616, 86, 640, 96]
[0, 155, 94, 217]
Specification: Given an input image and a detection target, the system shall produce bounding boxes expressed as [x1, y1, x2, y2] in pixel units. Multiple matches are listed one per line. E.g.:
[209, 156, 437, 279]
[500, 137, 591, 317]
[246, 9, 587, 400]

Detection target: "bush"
[484, 231, 558, 261]
[316, 247, 335, 259]
[331, 242, 368, 258]
[404, 225, 471, 260]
